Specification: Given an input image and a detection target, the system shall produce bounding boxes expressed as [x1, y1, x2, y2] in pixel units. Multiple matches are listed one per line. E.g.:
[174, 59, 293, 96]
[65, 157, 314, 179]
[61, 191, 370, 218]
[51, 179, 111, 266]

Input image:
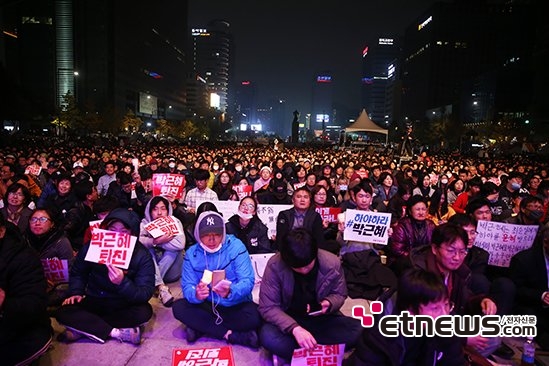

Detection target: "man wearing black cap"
[258, 228, 362, 363]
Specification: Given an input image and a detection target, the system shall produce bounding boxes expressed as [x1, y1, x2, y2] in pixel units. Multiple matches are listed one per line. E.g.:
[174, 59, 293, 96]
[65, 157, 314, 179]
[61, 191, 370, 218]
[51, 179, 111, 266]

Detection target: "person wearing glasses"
[226, 197, 272, 254]
[350, 268, 465, 365]
[401, 223, 498, 356]
[25, 208, 74, 308]
[1, 182, 34, 234]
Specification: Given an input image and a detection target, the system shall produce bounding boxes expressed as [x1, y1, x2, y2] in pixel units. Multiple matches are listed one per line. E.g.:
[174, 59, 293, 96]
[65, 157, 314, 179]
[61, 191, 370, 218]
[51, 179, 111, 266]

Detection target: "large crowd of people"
[1, 135, 549, 365]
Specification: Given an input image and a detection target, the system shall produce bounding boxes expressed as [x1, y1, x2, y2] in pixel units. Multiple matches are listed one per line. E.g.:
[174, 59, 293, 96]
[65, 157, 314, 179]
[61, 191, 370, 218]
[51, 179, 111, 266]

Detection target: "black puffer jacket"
[226, 214, 273, 254]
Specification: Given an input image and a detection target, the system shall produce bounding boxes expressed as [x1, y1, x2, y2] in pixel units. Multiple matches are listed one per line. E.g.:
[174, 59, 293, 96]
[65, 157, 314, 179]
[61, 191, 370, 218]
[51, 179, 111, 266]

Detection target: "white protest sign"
[257, 204, 293, 239]
[144, 216, 184, 238]
[196, 200, 239, 223]
[41, 258, 69, 284]
[474, 220, 538, 267]
[85, 228, 137, 269]
[88, 219, 103, 231]
[342, 209, 391, 245]
[291, 344, 345, 366]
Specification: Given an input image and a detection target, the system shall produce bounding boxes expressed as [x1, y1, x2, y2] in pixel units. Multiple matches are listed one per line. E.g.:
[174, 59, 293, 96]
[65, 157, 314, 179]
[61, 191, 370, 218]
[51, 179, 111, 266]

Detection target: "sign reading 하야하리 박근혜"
[152, 173, 186, 200]
[291, 344, 345, 366]
[85, 228, 137, 269]
[144, 215, 184, 238]
[474, 220, 538, 267]
[172, 346, 234, 366]
[342, 210, 392, 245]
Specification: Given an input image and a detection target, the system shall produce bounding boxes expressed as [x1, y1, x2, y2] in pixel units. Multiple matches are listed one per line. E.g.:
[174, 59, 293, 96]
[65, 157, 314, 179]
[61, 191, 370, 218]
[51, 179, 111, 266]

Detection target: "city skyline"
[189, 0, 449, 120]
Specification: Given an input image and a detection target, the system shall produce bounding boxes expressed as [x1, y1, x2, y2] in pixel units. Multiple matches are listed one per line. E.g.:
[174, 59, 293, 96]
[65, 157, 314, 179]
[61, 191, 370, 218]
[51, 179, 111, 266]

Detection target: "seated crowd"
[2, 140, 549, 365]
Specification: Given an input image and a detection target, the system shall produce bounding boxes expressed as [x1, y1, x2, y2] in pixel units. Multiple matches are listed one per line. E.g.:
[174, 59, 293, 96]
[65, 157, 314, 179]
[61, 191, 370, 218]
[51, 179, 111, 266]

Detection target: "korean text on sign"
[144, 216, 183, 238]
[342, 209, 391, 245]
[152, 173, 186, 200]
[84, 228, 137, 269]
[315, 207, 342, 223]
[41, 258, 69, 284]
[291, 344, 345, 366]
[474, 220, 538, 267]
[172, 346, 235, 366]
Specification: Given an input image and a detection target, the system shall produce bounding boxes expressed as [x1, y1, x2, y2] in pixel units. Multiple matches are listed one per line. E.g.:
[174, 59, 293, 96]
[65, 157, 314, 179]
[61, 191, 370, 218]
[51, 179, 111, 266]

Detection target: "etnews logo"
[352, 301, 537, 338]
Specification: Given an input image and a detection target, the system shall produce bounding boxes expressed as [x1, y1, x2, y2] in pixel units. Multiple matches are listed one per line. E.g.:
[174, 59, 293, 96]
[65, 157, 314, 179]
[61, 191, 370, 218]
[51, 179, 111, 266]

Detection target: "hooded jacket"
[67, 208, 155, 303]
[139, 196, 185, 251]
[181, 211, 254, 307]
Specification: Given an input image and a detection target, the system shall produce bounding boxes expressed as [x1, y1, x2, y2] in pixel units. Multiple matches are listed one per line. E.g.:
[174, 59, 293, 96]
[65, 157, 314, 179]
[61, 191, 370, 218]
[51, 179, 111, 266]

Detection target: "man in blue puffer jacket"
[172, 211, 261, 348]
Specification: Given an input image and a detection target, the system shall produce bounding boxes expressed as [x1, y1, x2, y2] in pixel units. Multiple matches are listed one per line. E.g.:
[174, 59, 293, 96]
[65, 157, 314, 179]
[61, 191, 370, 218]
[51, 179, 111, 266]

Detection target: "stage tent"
[343, 109, 389, 144]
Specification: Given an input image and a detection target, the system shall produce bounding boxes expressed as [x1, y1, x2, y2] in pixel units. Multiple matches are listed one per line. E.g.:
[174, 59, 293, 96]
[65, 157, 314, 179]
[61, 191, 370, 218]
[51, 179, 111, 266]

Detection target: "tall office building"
[311, 73, 333, 131]
[361, 37, 400, 125]
[190, 20, 232, 114]
[0, 0, 189, 125]
[234, 80, 257, 127]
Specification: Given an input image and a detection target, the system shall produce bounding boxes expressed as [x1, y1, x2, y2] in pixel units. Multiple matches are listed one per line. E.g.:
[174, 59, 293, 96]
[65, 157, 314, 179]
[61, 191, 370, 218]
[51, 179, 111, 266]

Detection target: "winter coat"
[275, 207, 325, 251]
[390, 217, 436, 258]
[226, 214, 273, 254]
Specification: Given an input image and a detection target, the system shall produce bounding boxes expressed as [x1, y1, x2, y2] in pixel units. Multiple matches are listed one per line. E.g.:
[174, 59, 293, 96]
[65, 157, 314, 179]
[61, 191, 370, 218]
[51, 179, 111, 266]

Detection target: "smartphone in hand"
[307, 303, 323, 316]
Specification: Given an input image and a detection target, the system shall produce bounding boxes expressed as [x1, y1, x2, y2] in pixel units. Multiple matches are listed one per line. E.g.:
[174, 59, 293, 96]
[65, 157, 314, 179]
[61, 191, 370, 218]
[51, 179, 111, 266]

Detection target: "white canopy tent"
[344, 109, 389, 144]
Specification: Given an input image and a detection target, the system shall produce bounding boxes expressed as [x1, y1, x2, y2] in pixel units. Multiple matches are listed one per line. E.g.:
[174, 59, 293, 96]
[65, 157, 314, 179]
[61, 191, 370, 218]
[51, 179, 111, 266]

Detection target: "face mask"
[213, 165, 219, 171]
[511, 182, 521, 191]
[199, 242, 223, 254]
[526, 210, 543, 221]
[238, 210, 253, 220]
[441, 179, 448, 185]
[339, 185, 348, 191]
[169, 163, 176, 169]
[446, 172, 452, 178]
[235, 166, 242, 172]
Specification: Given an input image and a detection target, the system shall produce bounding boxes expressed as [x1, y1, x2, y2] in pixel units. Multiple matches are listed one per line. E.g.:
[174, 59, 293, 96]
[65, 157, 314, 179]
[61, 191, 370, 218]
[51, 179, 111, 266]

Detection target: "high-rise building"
[234, 81, 257, 127]
[190, 20, 232, 114]
[0, 0, 189, 126]
[311, 73, 333, 131]
[361, 37, 400, 125]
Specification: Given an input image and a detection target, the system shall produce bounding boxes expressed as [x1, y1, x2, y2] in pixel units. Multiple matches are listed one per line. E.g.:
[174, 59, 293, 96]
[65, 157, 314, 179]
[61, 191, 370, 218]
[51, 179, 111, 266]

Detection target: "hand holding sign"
[106, 264, 124, 285]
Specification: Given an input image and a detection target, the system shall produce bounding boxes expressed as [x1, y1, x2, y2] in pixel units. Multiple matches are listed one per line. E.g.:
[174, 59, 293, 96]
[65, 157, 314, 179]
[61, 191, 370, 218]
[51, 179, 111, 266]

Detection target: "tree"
[155, 118, 172, 136]
[121, 109, 143, 132]
[58, 91, 83, 130]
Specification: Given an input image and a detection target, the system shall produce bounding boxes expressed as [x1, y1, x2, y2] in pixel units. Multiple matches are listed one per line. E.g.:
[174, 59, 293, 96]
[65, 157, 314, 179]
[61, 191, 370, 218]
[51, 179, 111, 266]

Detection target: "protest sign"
[85, 228, 137, 269]
[197, 200, 239, 223]
[250, 253, 276, 304]
[235, 185, 253, 200]
[172, 346, 234, 366]
[144, 216, 184, 238]
[291, 344, 345, 366]
[152, 173, 186, 200]
[342, 210, 391, 245]
[25, 165, 42, 176]
[474, 220, 538, 267]
[315, 207, 342, 222]
[41, 258, 69, 284]
[88, 219, 103, 231]
[256, 204, 292, 239]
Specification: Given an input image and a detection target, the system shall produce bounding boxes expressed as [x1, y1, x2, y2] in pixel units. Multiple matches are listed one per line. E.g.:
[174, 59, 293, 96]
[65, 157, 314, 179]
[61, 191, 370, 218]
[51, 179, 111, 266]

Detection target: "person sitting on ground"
[139, 195, 185, 307]
[55, 208, 155, 345]
[172, 211, 261, 348]
[226, 196, 273, 254]
[259, 228, 362, 364]
[0, 215, 53, 366]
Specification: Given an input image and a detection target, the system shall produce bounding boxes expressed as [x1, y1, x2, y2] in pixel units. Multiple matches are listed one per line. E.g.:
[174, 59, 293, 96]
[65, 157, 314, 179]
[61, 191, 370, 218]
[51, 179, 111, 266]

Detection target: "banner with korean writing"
[41, 258, 69, 284]
[235, 185, 253, 200]
[88, 219, 103, 231]
[152, 173, 186, 200]
[144, 216, 184, 238]
[315, 207, 341, 222]
[257, 204, 293, 239]
[197, 200, 239, 223]
[85, 228, 137, 269]
[291, 344, 344, 366]
[25, 165, 42, 176]
[172, 346, 234, 366]
[474, 220, 538, 267]
[342, 210, 391, 245]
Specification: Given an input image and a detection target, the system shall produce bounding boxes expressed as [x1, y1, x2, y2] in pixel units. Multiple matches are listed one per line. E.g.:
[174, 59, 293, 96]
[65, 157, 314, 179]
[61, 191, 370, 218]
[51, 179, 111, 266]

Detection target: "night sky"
[189, 0, 449, 119]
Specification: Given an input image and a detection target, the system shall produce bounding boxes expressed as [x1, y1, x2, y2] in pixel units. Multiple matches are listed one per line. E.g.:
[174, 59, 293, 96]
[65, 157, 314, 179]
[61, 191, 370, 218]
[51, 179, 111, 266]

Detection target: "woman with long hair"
[427, 189, 455, 225]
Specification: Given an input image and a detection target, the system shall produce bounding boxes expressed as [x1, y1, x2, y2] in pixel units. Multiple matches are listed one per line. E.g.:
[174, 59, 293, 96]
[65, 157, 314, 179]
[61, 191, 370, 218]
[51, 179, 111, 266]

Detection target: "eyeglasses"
[464, 229, 478, 236]
[240, 203, 255, 210]
[30, 217, 50, 224]
[316, 192, 327, 196]
[422, 301, 455, 314]
[8, 191, 24, 197]
[441, 246, 468, 257]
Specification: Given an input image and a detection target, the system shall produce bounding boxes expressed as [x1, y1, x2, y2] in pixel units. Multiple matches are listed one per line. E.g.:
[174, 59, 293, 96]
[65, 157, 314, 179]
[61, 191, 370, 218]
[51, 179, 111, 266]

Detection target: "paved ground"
[37, 282, 536, 366]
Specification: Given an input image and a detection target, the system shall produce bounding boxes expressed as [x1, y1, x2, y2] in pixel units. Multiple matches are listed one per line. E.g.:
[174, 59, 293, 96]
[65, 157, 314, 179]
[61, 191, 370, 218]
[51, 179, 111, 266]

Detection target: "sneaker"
[158, 285, 174, 307]
[57, 329, 83, 343]
[228, 330, 259, 349]
[115, 327, 142, 345]
[186, 327, 204, 343]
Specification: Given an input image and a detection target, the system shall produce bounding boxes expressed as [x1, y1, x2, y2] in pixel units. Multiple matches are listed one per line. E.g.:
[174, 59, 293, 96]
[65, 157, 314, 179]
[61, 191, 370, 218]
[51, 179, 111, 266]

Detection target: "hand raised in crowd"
[106, 264, 125, 285]
[480, 298, 497, 315]
[196, 281, 210, 301]
[292, 326, 317, 350]
[62, 295, 84, 306]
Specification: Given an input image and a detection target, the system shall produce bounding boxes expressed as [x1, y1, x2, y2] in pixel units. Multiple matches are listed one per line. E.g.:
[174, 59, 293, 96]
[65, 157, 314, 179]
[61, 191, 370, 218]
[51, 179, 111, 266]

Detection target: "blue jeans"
[150, 248, 183, 286]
